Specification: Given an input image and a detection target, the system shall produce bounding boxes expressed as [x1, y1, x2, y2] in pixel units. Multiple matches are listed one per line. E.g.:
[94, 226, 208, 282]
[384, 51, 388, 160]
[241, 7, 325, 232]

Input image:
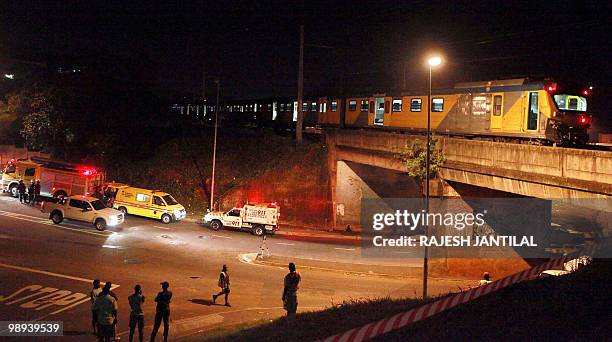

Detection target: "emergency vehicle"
[1, 157, 105, 198]
[112, 185, 186, 224]
[202, 202, 280, 236]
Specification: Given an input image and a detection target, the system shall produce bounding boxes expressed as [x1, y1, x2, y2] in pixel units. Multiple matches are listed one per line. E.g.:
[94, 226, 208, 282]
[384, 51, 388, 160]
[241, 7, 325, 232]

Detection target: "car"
[41, 195, 124, 231]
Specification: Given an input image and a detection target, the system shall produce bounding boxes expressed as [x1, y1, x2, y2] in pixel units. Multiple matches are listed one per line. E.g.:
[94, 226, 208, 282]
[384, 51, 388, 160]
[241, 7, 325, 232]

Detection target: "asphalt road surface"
[0, 194, 475, 341]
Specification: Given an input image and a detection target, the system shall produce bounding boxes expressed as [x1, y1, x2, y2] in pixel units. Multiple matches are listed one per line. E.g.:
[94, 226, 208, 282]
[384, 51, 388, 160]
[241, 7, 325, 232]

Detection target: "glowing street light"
[423, 54, 442, 299]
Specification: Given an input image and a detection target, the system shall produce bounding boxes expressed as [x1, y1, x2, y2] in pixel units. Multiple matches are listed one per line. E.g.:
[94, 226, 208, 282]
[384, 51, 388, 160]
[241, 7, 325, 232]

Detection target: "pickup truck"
[41, 195, 124, 231]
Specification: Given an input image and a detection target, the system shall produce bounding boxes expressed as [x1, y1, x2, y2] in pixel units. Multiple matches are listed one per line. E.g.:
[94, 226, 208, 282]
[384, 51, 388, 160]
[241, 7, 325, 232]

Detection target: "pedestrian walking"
[90, 279, 103, 336]
[282, 262, 301, 317]
[94, 282, 118, 342]
[34, 180, 41, 204]
[17, 180, 26, 203]
[128, 285, 145, 342]
[149, 281, 172, 342]
[212, 265, 230, 306]
[27, 181, 35, 204]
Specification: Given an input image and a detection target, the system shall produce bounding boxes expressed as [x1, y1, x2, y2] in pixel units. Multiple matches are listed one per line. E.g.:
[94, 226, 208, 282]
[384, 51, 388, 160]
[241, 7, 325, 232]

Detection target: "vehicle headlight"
[109, 215, 121, 225]
[203, 215, 212, 222]
[173, 209, 184, 218]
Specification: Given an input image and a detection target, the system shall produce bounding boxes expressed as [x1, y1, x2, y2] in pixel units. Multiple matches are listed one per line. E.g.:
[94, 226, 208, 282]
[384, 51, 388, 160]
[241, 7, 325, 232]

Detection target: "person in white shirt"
[90, 279, 102, 336]
[94, 282, 118, 342]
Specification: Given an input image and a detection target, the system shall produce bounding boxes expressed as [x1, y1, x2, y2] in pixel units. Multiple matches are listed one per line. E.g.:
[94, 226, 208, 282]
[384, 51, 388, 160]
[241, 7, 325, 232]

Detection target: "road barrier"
[318, 240, 609, 342]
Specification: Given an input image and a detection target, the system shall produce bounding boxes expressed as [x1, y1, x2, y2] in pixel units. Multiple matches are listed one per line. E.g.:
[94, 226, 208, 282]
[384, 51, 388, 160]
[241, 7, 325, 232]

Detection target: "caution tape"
[318, 240, 609, 342]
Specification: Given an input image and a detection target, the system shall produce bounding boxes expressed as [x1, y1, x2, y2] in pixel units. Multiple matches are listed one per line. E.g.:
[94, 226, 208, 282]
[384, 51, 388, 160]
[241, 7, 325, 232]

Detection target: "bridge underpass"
[325, 129, 612, 276]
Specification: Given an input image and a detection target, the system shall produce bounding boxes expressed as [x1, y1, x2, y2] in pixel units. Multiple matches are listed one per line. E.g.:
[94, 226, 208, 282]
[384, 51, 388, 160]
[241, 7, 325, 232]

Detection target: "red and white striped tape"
[318, 240, 609, 342]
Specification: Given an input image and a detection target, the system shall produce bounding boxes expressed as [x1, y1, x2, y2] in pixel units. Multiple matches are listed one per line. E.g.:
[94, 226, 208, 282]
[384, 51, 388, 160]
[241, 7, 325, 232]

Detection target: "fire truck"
[202, 202, 280, 236]
[1, 157, 105, 198]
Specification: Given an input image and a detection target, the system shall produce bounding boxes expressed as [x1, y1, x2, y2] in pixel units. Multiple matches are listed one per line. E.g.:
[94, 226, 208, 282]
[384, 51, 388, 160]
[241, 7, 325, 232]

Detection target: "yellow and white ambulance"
[112, 186, 186, 224]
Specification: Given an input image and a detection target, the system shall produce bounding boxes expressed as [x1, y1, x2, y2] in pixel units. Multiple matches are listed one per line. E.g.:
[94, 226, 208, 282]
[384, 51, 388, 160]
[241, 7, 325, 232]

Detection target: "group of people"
[16, 179, 41, 204]
[90, 280, 173, 342]
[89, 262, 301, 342]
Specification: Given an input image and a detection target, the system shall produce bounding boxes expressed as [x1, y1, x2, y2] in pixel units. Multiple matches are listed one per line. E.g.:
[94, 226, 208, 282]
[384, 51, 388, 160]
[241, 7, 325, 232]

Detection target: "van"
[112, 186, 186, 224]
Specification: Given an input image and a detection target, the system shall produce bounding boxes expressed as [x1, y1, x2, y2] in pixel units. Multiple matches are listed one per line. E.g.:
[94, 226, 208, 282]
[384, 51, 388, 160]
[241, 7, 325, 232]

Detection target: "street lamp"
[210, 79, 220, 211]
[423, 55, 442, 299]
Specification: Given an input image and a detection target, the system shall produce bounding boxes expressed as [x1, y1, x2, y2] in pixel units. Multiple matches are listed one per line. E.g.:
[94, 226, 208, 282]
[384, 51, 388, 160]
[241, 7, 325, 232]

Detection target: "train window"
[331, 101, 338, 112]
[321, 102, 327, 112]
[254, 104, 258, 112]
[493, 95, 502, 116]
[287, 103, 292, 110]
[411, 98, 422, 112]
[360, 100, 369, 112]
[280, 104, 285, 111]
[349, 100, 357, 111]
[311, 102, 317, 112]
[301, 102, 308, 112]
[432, 98, 444, 112]
[392, 99, 402, 112]
[268, 104, 272, 111]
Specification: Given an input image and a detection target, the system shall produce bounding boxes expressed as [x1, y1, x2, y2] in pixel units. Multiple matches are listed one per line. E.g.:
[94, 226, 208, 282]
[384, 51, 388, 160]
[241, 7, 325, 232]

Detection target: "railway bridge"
[326, 129, 612, 231]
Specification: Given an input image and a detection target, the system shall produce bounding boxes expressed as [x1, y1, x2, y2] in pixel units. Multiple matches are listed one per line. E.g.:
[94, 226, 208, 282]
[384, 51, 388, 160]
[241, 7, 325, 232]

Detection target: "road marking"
[102, 245, 124, 249]
[0, 210, 112, 237]
[212, 234, 232, 239]
[551, 222, 561, 227]
[275, 242, 295, 246]
[153, 225, 172, 230]
[334, 247, 356, 251]
[0, 263, 120, 320]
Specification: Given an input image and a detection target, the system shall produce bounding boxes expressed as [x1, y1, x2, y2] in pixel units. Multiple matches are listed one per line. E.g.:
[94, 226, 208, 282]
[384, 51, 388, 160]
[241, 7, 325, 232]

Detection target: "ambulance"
[202, 202, 280, 236]
[112, 185, 186, 224]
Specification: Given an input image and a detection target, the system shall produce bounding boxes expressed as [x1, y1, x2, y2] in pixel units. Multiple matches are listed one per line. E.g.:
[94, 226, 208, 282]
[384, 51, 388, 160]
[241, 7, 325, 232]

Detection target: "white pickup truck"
[41, 195, 124, 231]
[202, 203, 280, 236]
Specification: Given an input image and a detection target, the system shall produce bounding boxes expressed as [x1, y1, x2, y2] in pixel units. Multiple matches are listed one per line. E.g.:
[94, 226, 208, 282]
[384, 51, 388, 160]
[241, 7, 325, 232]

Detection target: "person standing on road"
[212, 265, 230, 306]
[17, 180, 26, 203]
[149, 281, 172, 342]
[94, 282, 118, 342]
[282, 262, 301, 317]
[128, 284, 145, 342]
[90, 279, 102, 336]
[34, 180, 41, 205]
[27, 181, 35, 204]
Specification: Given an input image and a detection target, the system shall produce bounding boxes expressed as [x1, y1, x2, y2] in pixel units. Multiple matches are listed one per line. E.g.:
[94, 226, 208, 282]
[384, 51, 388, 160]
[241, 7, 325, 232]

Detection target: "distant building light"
[4, 74, 14, 79]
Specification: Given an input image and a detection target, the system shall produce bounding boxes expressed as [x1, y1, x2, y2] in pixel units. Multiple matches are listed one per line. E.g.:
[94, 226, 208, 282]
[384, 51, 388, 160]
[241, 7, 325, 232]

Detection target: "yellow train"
[177, 78, 592, 146]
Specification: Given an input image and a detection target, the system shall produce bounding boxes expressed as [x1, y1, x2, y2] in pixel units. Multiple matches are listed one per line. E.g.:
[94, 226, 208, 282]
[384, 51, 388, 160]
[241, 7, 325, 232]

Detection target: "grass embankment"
[199, 260, 610, 341]
[106, 128, 331, 225]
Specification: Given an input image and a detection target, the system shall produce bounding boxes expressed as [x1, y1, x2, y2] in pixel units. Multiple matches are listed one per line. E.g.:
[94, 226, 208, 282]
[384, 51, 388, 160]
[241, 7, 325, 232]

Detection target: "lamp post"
[210, 79, 220, 211]
[423, 55, 442, 299]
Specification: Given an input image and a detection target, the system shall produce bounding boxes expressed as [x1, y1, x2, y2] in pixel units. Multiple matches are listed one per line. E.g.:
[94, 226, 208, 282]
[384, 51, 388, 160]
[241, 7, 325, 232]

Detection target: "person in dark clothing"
[27, 181, 35, 204]
[92, 186, 103, 200]
[212, 265, 231, 306]
[34, 180, 41, 204]
[283, 262, 301, 317]
[17, 180, 27, 203]
[149, 281, 172, 342]
[128, 284, 145, 342]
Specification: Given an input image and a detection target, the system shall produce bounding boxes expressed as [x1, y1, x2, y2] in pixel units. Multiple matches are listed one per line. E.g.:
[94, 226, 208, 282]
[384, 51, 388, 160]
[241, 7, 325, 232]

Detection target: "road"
[0, 194, 473, 341]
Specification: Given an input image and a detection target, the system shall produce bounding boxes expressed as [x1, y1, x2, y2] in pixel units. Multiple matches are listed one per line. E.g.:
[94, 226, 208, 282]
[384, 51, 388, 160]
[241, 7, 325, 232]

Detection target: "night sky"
[1, 1, 610, 102]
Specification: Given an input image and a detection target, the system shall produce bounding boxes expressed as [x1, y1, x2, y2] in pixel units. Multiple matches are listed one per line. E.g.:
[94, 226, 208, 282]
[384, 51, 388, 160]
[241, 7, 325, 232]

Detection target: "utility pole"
[210, 79, 220, 211]
[296, 25, 304, 144]
[202, 67, 206, 119]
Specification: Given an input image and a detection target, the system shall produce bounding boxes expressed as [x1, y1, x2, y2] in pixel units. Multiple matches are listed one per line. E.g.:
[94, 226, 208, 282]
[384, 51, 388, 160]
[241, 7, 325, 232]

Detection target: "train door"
[374, 97, 385, 125]
[526, 92, 539, 130]
[293, 101, 298, 122]
[272, 102, 278, 120]
[490, 94, 503, 130]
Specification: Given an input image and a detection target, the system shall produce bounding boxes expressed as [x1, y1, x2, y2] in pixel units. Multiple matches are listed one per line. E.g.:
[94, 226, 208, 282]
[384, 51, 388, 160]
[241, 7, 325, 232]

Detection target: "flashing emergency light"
[582, 89, 590, 96]
[81, 168, 97, 176]
[545, 83, 557, 93]
[578, 115, 590, 125]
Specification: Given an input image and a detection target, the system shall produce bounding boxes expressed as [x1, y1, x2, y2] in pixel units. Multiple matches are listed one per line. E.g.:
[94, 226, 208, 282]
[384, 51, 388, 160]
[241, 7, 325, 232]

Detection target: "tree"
[398, 136, 445, 194]
[20, 90, 70, 155]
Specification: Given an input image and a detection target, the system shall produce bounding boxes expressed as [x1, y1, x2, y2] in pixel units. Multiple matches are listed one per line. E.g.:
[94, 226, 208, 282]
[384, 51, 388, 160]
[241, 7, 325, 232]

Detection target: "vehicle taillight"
[578, 115, 590, 125]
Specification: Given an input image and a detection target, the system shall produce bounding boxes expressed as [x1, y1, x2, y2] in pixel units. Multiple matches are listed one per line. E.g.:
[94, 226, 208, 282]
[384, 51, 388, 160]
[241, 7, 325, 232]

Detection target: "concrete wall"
[326, 129, 612, 211]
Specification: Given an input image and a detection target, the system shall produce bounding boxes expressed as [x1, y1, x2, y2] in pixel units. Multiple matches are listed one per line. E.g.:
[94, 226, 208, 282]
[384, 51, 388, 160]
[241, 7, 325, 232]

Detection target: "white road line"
[153, 225, 172, 230]
[212, 234, 232, 239]
[275, 242, 295, 246]
[0, 262, 94, 283]
[334, 247, 356, 251]
[551, 222, 561, 227]
[0, 210, 111, 237]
